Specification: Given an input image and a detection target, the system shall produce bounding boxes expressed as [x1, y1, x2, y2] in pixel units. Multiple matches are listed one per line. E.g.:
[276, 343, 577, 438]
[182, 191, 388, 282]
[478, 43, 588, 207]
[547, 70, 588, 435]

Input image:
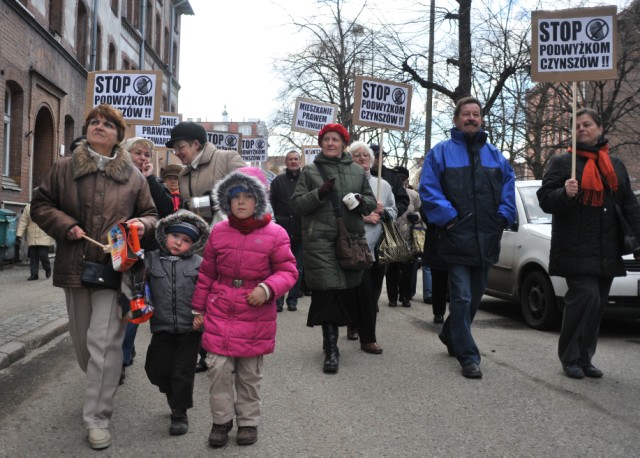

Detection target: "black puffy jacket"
[537, 150, 640, 278]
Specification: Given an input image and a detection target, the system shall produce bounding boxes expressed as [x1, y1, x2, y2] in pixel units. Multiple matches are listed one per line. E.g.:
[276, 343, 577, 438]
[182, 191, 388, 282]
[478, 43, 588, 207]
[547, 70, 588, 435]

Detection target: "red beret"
[318, 123, 350, 146]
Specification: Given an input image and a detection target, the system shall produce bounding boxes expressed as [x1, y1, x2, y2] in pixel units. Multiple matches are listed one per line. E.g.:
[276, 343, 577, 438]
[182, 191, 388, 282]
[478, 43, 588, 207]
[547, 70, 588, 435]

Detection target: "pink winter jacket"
[192, 220, 298, 357]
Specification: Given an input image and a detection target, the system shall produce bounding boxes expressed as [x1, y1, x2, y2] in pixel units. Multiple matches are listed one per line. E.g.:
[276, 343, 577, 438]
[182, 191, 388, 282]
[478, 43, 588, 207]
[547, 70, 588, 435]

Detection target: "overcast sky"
[176, 0, 630, 127]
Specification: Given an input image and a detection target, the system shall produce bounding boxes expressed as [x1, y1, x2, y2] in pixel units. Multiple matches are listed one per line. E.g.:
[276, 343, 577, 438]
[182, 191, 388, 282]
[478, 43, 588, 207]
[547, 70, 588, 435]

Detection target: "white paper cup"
[342, 192, 360, 210]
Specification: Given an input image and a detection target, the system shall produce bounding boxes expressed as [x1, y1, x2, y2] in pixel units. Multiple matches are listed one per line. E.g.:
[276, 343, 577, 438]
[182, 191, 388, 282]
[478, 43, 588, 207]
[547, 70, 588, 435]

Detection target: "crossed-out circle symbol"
[133, 76, 153, 95]
[392, 88, 406, 105]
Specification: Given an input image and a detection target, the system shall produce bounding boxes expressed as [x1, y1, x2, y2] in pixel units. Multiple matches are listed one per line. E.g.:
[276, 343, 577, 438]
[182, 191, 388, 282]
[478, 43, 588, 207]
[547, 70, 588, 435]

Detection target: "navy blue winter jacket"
[419, 128, 516, 267]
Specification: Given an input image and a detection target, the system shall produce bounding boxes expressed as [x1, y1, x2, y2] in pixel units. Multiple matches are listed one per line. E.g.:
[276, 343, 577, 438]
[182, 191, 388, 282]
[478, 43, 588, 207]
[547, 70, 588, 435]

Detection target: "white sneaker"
[88, 428, 112, 449]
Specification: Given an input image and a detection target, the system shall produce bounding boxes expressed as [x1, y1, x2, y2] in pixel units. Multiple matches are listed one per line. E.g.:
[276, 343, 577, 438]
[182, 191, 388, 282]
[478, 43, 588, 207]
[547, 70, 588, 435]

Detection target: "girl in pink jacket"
[192, 167, 298, 448]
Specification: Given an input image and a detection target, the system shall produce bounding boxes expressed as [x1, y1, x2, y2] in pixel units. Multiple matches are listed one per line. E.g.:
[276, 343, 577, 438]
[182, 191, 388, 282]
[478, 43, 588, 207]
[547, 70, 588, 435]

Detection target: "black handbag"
[81, 261, 121, 290]
[614, 202, 640, 255]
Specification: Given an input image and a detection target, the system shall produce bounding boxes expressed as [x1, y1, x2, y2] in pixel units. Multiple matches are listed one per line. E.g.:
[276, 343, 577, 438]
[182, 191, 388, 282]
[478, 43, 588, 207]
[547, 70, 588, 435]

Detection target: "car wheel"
[520, 270, 561, 330]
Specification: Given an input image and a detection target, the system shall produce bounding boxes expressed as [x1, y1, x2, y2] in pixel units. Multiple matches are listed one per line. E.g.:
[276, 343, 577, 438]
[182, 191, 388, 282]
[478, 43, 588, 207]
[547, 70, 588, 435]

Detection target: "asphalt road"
[1, 295, 640, 457]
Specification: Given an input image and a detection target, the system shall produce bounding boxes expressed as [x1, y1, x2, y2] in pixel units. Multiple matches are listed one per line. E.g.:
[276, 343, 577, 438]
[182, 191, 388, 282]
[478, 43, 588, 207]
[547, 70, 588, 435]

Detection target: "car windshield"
[518, 186, 552, 224]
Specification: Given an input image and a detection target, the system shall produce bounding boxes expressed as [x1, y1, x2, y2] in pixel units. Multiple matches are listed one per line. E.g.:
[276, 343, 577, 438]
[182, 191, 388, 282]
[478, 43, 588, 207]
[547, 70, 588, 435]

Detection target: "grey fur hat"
[214, 168, 268, 219]
[155, 209, 209, 255]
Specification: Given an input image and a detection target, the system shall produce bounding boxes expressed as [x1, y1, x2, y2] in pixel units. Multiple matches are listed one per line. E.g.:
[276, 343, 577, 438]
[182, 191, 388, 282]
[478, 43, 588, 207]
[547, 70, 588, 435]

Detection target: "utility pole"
[424, 0, 435, 153]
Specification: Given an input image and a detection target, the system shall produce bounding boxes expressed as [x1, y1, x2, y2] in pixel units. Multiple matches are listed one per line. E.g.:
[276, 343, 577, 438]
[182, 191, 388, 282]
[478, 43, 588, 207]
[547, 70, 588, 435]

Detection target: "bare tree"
[270, 0, 387, 154]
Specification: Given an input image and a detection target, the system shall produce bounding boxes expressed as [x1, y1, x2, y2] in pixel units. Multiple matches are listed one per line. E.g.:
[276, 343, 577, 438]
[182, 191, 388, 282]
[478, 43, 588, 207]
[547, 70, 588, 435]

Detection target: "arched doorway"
[33, 107, 55, 190]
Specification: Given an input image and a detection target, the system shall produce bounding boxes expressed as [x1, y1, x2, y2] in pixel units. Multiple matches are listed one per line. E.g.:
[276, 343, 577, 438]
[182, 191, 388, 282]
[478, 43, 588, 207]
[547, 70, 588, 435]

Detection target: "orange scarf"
[572, 142, 617, 207]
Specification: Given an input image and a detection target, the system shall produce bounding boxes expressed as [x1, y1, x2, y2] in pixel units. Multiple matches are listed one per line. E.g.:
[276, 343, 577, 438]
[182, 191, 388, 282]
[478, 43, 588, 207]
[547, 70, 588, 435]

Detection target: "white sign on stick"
[531, 6, 617, 83]
[301, 145, 321, 165]
[242, 137, 268, 162]
[207, 131, 242, 152]
[291, 98, 338, 135]
[86, 70, 163, 124]
[353, 75, 412, 131]
[134, 113, 181, 147]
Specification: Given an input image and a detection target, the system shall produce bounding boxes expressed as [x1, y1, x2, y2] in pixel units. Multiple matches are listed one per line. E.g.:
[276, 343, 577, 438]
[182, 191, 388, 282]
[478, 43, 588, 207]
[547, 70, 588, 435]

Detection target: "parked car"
[485, 180, 640, 330]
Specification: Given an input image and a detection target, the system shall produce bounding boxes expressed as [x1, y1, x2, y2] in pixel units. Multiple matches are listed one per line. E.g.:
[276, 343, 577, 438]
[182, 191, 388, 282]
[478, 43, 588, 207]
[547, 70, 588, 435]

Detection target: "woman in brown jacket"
[31, 104, 158, 450]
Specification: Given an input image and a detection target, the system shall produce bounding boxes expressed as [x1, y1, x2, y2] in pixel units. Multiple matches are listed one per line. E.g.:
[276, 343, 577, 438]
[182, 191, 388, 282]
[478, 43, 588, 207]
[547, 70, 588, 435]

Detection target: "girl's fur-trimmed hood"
[155, 210, 210, 255]
[214, 170, 269, 218]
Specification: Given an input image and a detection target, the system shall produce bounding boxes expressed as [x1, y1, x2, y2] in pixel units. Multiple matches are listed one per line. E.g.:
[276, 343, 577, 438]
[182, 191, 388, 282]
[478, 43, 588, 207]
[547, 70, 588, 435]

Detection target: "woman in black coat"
[537, 108, 640, 379]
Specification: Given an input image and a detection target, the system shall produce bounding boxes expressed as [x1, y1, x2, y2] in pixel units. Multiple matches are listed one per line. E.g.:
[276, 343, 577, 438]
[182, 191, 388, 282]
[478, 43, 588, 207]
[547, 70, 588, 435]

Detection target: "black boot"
[322, 324, 339, 373]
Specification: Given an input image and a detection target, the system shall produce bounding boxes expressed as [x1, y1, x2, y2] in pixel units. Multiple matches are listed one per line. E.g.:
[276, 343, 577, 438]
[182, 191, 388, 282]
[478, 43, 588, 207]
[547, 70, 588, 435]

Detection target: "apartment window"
[238, 125, 252, 136]
[76, 2, 89, 67]
[213, 124, 229, 132]
[3, 90, 11, 176]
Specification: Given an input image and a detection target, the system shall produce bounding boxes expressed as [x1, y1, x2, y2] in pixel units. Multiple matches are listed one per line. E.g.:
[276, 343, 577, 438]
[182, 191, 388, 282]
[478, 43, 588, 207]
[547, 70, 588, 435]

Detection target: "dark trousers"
[385, 261, 414, 302]
[145, 331, 201, 411]
[28, 245, 50, 276]
[277, 239, 303, 307]
[370, 262, 387, 306]
[431, 268, 449, 316]
[354, 268, 378, 344]
[558, 275, 612, 365]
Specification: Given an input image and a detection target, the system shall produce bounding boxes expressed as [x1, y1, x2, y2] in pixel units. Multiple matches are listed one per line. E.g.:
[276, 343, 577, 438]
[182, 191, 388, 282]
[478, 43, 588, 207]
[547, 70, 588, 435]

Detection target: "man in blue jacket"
[419, 96, 516, 379]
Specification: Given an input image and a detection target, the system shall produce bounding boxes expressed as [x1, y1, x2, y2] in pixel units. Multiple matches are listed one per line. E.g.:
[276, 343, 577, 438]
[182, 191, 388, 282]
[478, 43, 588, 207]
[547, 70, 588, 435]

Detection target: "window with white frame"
[3, 90, 11, 176]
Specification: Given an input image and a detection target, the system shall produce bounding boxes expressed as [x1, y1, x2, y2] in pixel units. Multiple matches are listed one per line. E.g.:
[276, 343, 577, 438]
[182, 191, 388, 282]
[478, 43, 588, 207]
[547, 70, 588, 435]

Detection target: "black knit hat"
[166, 122, 207, 148]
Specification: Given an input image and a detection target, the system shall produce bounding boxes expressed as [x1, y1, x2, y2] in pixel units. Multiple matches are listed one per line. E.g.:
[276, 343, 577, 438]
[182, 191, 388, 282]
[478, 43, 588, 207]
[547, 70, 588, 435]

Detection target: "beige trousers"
[65, 288, 126, 429]
[205, 353, 263, 427]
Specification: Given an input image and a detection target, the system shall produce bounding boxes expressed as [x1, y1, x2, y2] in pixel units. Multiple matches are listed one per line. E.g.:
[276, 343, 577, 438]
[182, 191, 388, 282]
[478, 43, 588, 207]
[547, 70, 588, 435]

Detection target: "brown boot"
[208, 420, 233, 448]
[237, 426, 258, 445]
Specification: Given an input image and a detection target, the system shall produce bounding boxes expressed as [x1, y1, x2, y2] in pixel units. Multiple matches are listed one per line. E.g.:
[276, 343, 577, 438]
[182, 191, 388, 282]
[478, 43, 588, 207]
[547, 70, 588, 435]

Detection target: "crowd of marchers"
[24, 96, 640, 451]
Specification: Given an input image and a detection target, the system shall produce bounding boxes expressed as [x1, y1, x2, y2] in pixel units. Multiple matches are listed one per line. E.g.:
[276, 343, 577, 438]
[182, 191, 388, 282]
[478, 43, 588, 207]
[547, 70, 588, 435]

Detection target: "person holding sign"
[419, 97, 516, 380]
[31, 104, 158, 450]
[166, 121, 246, 224]
[291, 123, 376, 373]
[537, 108, 640, 379]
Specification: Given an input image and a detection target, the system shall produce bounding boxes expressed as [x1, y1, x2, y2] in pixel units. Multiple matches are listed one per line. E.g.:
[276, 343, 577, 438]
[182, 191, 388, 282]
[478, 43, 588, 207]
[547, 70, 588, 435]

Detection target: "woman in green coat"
[290, 124, 376, 373]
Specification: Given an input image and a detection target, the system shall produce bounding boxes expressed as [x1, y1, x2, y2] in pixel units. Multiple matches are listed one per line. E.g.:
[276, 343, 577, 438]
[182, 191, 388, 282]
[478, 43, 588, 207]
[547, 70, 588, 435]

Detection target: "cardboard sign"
[291, 97, 338, 135]
[301, 145, 321, 165]
[86, 70, 163, 124]
[242, 137, 268, 162]
[531, 6, 618, 83]
[353, 75, 412, 131]
[207, 131, 242, 152]
[132, 112, 181, 148]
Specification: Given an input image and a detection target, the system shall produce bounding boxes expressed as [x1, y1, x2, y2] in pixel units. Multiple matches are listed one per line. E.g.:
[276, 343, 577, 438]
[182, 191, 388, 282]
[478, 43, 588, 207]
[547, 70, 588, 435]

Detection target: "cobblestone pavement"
[0, 262, 67, 369]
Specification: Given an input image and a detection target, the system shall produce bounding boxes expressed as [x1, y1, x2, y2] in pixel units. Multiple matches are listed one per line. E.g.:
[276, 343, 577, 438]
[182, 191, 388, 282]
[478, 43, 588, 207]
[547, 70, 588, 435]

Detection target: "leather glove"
[407, 213, 419, 224]
[318, 178, 336, 199]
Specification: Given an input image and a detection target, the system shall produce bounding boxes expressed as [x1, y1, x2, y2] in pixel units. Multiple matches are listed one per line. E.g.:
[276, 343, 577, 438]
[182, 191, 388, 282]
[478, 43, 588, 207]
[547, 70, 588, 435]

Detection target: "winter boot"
[322, 324, 340, 373]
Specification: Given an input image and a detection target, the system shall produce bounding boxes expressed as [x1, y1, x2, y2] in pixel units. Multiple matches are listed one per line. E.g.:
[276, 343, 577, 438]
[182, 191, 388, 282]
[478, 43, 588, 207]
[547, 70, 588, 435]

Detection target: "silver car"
[485, 180, 640, 330]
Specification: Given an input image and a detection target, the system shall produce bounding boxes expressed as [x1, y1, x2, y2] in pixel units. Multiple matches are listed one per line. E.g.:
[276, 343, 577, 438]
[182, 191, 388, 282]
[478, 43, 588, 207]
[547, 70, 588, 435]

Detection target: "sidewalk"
[0, 262, 67, 370]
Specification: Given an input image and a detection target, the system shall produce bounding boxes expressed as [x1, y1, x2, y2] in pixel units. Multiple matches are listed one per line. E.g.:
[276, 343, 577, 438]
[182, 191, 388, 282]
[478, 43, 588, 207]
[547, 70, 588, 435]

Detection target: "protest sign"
[353, 75, 412, 131]
[531, 6, 617, 83]
[207, 131, 242, 152]
[301, 145, 321, 165]
[85, 70, 162, 124]
[242, 137, 268, 162]
[129, 112, 181, 148]
[291, 97, 338, 135]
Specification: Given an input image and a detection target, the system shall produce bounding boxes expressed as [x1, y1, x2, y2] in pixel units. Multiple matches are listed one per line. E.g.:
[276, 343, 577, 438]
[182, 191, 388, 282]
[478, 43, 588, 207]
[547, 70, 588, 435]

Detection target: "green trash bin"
[0, 209, 17, 265]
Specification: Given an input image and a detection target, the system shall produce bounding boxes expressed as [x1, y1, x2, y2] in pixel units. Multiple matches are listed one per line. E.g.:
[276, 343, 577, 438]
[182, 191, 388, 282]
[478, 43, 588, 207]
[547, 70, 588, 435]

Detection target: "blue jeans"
[440, 265, 488, 366]
[422, 263, 432, 300]
[122, 322, 138, 366]
[277, 239, 303, 307]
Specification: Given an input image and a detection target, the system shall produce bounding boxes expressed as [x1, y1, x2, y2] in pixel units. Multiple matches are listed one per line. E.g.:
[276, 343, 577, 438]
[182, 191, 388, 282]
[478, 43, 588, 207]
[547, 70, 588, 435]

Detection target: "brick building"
[0, 0, 193, 212]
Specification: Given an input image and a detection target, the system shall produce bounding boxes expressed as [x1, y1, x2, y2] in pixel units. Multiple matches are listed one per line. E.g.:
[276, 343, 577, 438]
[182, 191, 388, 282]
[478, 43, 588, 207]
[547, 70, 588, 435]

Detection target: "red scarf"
[571, 142, 617, 207]
[228, 214, 272, 234]
[169, 191, 181, 212]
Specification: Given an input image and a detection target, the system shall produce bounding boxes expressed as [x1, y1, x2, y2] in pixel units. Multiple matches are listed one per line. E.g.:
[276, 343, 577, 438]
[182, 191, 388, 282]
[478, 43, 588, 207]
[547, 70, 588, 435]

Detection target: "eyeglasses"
[172, 142, 189, 151]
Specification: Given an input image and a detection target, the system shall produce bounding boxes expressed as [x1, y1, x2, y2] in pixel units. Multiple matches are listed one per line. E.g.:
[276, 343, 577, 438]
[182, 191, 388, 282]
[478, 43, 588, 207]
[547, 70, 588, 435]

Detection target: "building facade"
[0, 0, 193, 211]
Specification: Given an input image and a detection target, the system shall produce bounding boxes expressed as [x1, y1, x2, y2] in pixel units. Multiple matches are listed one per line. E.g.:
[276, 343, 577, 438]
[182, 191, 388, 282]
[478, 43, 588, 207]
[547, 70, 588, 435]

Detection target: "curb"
[0, 317, 68, 370]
